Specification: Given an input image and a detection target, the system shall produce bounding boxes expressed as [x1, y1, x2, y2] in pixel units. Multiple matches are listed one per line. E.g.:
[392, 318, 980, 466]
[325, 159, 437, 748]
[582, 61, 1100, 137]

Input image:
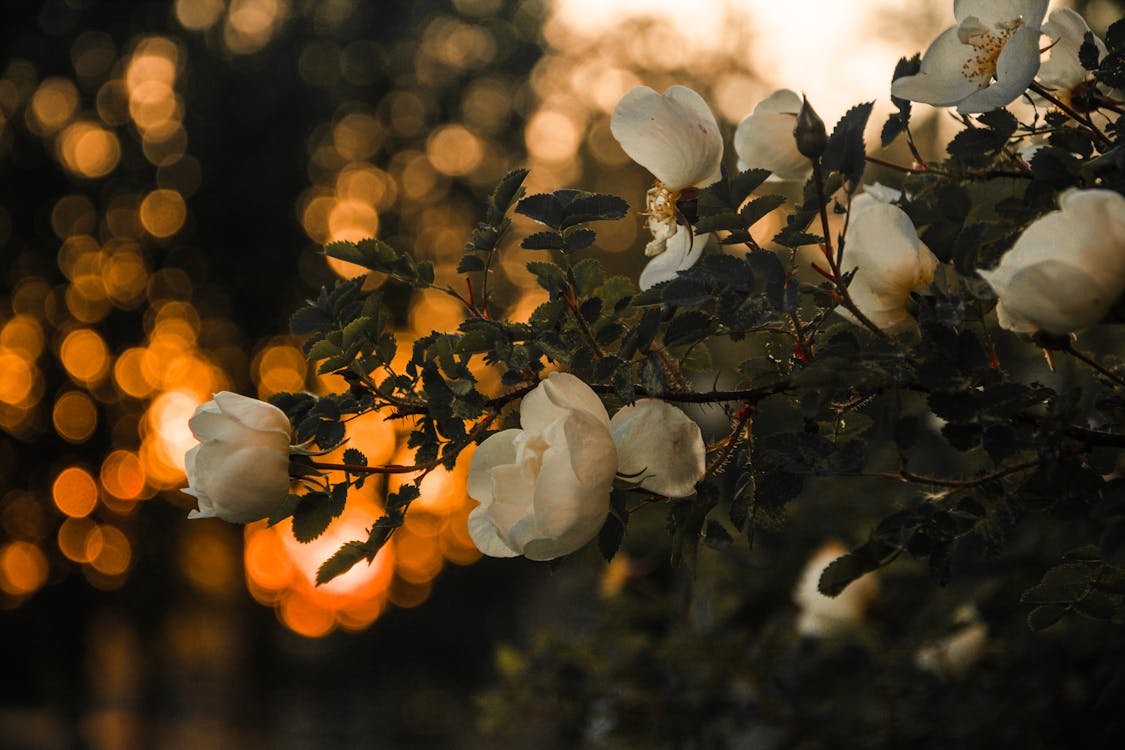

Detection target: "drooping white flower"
[610, 399, 705, 498]
[611, 85, 723, 289]
[793, 542, 879, 638]
[978, 189, 1125, 334]
[1038, 8, 1107, 102]
[733, 89, 809, 181]
[183, 391, 293, 523]
[838, 188, 939, 332]
[915, 606, 988, 679]
[891, 0, 1049, 113]
[467, 372, 618, 561]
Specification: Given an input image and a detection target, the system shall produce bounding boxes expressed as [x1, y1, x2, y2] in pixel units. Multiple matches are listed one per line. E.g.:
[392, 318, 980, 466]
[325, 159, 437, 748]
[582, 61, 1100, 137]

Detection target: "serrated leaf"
[564, 227, 597, 252]
[664, 310, 716, 347]
[457, 253, 487, 272]
[516, 193, 565, 229]
[739, 194, 786, 227]
[824, 101, 873, 189]
[316, 541, 371, 585]
[522, 231, 566, 251]
[292, 493, 335, 543]
[290, 306, 333, 336]
[561, 193, 629, 228]
[489, 168, 529, 218]
[1027, 605, 1068, 631]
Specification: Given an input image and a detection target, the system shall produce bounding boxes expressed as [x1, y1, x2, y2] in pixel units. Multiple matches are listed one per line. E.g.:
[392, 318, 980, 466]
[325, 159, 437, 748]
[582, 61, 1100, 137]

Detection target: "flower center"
[958, 16, 1024, 88]
[514, 431, 550, 476]
[644, 181, 680, 256]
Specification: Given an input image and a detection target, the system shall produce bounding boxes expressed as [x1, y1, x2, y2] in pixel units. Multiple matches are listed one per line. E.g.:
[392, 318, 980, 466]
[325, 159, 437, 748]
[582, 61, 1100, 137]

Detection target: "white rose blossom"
[1038, 8, 1107, 102]
[793, 542, 879, 638]
[733, 89, 810, 182]
[182, 391, 293, 523]
[467, 373, 706, 560]
[891, 0, 1049, 114]
[978, 189, 1125, 335]
[837, 187, 940, 332]
[611, 85, 723, 290]
[915, 617, 989, 679]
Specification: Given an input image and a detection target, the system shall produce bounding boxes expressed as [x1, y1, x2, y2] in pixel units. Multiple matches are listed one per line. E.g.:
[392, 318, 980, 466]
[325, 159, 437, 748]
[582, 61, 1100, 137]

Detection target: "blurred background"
[0, 0, 1121, 747]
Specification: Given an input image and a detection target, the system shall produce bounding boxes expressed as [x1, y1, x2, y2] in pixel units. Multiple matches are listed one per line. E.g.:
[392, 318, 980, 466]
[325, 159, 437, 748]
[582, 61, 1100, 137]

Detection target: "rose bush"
[182, 391, 293, 523]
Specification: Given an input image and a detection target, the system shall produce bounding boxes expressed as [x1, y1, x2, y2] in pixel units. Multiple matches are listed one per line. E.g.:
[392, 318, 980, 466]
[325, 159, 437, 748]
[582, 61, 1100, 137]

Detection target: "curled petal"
[639, 226, 709, 290]
[611, 400, 705, 498]
[468, 506, 521, 558]
[211, 391, 291, 434]
[1039, 9, 1105, 93]
[611, 85, 723, 189]
[981, 259, 1107, 334]
[467, 429, 520, 506]
[521, 372, 610, 433]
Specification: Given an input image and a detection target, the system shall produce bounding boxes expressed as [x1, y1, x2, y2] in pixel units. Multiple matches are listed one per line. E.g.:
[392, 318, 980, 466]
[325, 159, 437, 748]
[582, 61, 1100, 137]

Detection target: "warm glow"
[60, 328, 111, 384]
[28, 78, 79, 135]
[224, 0, 287, 55]
[244, 494, 396, 637]
[0, 541, 49, 596]
[0, 316, 45, 360]
[58, 516, 98, 562]
[139, 189, 187, 238]
[142, 389, 203, 486]
[427, 124, 484, 176]
[525, 109, 582, 163]
[326, 198, 379, 244]
[175, 0, 226, 31]
[113, 347, 155, 399]
[57, 121, 121, 178]
[0, 352, 35, 406]
[100, 450, 146, 501]
[255, 342, 307, 398]
[53, 465, 99, 518]
[89, 524, 131, 576]
[53, 390, 98, 443]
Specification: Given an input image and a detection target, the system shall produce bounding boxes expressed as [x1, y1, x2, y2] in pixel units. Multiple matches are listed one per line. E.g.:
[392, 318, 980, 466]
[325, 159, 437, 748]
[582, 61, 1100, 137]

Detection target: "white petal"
[466, 429, 520, 506]
[639, 226, 709, 290]
[733, 89, 809, 179]
[558, 409, 618, 488]
[611, 85, 723, 189]
[611, 400, 705, 498]
[892, 26, 982, 107]
[982, 259, 1108, 334]
[212, 391, 291, 435]
[1039, 9, 1104, 92]
[956, 25, 1042, 113]
[543, 372, 611, 429]
[838, 203, 937, 331]
[467, 505, 520, 557]
[954, 0, 1047, 26]
[793, 543, 878, 638]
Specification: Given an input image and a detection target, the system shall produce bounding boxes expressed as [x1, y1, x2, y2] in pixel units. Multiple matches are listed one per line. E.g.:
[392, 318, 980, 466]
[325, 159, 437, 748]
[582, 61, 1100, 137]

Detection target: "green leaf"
[1027, 605, 1068, 631]
[488, 168, 529, 221]
[316, 541, 371, 585]
[522, 231, 566, 251]
[739, 194, 786, 228]
[292, 492, 335, 543]
[516, 193, 566, 229]
[560, 193, 629, 228]
[823, 101, 873, 189]
[457, 253, 487, 273]
[563, 227, 597, 252]
[664, 310, 716, 347]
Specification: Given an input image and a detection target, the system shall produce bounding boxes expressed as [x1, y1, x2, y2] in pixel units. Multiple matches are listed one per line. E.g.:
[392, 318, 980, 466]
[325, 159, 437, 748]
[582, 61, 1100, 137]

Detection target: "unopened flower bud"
[793, 94, 827, 159]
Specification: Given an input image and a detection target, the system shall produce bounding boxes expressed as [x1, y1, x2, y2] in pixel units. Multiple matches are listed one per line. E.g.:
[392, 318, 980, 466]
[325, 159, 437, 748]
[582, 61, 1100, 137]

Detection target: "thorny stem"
[1029, 81, 1112, 148]
[1063, 343, 1125, 389]
[864, 457, 1044, 489]
[704, 407, 753, 481]
[865, 154, 1029, 180]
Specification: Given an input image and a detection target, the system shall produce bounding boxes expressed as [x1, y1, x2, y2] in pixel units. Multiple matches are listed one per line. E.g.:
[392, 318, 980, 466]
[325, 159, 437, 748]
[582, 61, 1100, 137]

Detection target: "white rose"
[1038, 8, 1107, 99]
[733, 89, 810, 181]
[183, 391, 293, 523]
[611, 85, 723, 289]
[793, 542, 879, 638]
[610, 399, 706, 498]
[978, 189, 1125, 334]
[890, 0, 1048, 114]
[838, 191, 939, 332]
[467, 372, 618, 561]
